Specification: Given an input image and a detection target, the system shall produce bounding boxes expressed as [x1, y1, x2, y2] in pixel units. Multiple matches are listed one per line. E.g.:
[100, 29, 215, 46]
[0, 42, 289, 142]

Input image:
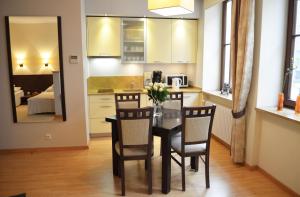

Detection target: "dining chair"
[160, 92, 183, 156]
[115, 93, 140, 109]
[171, 105, 216, 191]
[116, 107, 154, 196]
[163, 92, 183, 110]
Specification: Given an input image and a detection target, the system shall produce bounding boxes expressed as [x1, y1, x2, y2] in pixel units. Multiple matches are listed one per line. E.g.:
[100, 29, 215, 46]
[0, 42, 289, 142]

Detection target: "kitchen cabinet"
[172, 19, 198, 64]
[146, 19, 172, 63]
[89, 95, 115, 135]
[121, 18, 146, 63]
[183, 93, 202, 107]
[87, 17, 121, 57]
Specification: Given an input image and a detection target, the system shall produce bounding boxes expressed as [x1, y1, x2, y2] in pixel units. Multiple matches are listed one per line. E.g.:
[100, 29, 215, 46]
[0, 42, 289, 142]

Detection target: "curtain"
[230, 0, 255, 163]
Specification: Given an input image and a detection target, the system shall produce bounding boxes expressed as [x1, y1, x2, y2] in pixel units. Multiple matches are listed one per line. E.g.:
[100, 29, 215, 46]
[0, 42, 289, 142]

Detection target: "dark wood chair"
[160, 92, 183, 155]
[115, 93, 140, 109]
[116, 107, 154, 196]
[171, 105, 216, 191]
[163, 92, 183, 110]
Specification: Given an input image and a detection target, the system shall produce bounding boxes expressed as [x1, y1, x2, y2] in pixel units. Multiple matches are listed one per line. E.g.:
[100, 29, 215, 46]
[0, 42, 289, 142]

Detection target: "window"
[284, 0, 300, 108]
[220, 0, 232, 90]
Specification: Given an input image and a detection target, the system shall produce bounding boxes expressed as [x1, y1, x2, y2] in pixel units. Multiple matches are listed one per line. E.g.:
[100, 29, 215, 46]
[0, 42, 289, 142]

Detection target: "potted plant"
[146, 82, 169, 116]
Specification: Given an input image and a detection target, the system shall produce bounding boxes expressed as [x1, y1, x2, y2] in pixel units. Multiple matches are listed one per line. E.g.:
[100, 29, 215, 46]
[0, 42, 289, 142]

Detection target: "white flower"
[159, 88, 163, 92]
[153, 86, 158, 91]
[149, 82, 153, 86]
[145, 86, 150, 90]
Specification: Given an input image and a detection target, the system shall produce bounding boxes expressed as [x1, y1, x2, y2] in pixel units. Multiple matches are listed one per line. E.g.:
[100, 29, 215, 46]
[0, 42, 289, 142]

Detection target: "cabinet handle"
[99, 98, 113, 101]
[99, 106, 112, 108]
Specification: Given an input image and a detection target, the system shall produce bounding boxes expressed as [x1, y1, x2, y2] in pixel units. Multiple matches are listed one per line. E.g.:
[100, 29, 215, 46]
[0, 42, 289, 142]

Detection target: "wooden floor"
[0, 137, 293, 197]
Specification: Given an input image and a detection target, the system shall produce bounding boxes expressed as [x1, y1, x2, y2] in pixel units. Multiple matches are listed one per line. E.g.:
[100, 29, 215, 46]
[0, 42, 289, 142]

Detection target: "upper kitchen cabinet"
[147, 19, 172, 63]
[122, 18, 146, 63]
[87, 17, 121, 57]
[172, 19, 198, 63]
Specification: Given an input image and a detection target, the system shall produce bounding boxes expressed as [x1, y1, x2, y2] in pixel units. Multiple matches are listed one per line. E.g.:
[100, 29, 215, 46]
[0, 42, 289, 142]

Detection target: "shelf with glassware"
[121, 18, 146, 63]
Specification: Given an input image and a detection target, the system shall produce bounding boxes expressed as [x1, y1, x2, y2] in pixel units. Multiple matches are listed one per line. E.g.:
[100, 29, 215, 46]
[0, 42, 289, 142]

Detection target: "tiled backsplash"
[88, 76, 144, 91]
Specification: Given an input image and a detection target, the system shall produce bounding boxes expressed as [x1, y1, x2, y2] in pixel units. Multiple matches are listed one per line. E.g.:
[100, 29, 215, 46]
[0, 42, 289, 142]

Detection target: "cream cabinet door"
[183, 93, 201, 107]
[87, 17, 121, 57]
[147, 19, 172, 63]
[171, 20, 198, 63]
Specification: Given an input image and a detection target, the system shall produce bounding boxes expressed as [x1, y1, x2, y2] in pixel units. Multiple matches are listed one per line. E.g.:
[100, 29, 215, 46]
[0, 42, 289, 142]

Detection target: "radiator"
[206, 101, 232, 145]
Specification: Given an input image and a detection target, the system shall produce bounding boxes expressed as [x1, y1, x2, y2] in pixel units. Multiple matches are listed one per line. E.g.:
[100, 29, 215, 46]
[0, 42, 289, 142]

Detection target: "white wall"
[243, 0, 300, 194]
[85, 0, 201, 19]
[202, 3, 222, 90]
[0, 0, 88, 149]
[88, 58, 192, 77]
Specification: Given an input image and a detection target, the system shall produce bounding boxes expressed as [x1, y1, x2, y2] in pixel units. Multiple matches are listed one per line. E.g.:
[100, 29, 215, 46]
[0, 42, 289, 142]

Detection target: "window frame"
[284, 0, 298, 108]
[220, 0, 232, 90]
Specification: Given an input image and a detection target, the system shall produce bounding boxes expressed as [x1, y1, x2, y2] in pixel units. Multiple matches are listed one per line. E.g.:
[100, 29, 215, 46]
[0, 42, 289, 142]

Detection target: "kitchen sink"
[97, 88, 114, 93]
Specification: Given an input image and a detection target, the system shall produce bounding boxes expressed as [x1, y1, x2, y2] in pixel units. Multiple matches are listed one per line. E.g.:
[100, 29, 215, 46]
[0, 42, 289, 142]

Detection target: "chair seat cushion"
[171, 136, 206, 154]
[115, 142, 150, 157]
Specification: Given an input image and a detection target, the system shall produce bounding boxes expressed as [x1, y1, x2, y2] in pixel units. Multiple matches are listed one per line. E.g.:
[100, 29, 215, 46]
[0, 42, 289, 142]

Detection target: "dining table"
[105, 108, 199, 194]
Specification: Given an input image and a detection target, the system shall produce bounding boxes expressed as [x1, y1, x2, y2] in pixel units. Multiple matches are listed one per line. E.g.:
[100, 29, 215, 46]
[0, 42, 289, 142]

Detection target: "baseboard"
[245, 164, 300, 196]
[0, 145, 89, 154]
[90, 133, 111, 138]
[212, 134, 231, 150]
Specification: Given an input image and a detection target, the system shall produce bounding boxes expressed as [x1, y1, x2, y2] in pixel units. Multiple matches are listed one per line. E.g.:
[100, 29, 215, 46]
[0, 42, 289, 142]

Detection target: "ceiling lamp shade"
[148, 0, 194, 16]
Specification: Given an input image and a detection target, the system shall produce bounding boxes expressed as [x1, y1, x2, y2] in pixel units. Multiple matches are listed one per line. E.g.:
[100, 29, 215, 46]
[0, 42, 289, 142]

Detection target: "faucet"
[130, 81, 135, 90]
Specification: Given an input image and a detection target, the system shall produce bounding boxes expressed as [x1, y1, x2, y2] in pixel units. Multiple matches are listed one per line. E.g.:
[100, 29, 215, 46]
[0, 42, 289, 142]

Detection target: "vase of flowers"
[146, 82, 169, 116]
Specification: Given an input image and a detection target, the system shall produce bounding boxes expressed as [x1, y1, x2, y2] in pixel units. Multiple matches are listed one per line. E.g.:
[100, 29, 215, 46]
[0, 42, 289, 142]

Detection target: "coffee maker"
[152, 71, 162, 83]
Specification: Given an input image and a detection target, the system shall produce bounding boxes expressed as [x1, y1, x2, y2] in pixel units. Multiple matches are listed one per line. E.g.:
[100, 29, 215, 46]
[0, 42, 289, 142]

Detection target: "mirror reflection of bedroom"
[7, 16, 66, 123]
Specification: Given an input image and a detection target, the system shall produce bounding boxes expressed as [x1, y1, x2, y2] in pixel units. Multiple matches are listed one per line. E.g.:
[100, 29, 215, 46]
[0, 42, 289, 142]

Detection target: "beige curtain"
[230, 0, 255, 163]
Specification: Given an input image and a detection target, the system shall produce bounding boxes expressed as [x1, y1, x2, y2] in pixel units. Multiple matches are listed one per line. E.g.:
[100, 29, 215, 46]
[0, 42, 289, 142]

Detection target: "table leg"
[190, 156, 199, 171]
[111, 121, 119, 176]
[161, 134, 171, 194]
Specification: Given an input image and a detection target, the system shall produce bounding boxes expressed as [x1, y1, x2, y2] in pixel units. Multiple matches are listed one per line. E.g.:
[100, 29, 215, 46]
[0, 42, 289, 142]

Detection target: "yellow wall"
[10, 22, 59, 75]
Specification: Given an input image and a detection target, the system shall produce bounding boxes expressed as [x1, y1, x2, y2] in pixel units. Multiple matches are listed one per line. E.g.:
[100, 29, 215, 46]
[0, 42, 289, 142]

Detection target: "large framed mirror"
[5, 16, 66, 123]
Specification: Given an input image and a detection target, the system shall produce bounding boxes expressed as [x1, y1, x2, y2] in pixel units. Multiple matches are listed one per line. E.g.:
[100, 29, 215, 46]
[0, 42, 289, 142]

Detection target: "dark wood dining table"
[105, 108, 199, 194]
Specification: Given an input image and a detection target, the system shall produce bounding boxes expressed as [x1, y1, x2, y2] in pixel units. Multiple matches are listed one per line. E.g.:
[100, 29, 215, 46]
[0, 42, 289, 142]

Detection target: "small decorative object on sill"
[295, 95, 300, 114]
[277, 92, 284, 111]
[146, 82, 169, 117]
[221, 83, 230, 95]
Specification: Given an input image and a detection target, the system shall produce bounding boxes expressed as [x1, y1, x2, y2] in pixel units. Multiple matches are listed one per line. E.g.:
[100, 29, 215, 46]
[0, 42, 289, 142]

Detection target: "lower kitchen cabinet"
[89, 95, 115, 135]
[183, 93, 202, 107]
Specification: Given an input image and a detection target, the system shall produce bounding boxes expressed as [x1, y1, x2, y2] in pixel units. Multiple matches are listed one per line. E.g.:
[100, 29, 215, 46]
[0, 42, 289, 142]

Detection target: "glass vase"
[154, 103, 163, 117]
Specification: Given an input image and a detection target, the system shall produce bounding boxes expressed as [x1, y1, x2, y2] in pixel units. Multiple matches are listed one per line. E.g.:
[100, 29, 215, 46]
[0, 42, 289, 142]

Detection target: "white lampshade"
[148, 0, 194, 16]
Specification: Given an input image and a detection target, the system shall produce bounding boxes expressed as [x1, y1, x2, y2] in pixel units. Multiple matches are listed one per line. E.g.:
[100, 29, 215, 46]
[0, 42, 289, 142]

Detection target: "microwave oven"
[165, 74, 188, 87]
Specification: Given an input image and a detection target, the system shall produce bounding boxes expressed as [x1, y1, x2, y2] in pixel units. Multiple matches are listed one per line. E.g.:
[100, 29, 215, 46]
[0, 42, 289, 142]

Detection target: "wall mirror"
[5, 16, 66, 123]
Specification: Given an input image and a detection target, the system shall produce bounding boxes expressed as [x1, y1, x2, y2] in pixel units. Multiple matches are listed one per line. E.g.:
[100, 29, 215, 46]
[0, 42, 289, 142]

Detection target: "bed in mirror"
[5, 16, 66, 123]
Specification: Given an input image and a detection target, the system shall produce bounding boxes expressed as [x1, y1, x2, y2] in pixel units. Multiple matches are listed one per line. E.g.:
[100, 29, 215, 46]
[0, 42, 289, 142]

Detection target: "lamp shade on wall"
[148, 0, 194, 16]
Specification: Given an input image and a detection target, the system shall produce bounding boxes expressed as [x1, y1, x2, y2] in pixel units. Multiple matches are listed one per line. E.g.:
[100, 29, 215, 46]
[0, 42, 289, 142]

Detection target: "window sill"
[202, 90, 232, 108]
[256, 106, 300, 124]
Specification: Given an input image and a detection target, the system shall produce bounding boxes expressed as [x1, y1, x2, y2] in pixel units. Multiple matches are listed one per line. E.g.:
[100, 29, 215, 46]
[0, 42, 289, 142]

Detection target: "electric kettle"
[172, 78, 182, 90]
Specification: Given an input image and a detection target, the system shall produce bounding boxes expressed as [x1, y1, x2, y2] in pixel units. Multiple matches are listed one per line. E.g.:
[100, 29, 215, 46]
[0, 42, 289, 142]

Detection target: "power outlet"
[45, 133, 52, 140]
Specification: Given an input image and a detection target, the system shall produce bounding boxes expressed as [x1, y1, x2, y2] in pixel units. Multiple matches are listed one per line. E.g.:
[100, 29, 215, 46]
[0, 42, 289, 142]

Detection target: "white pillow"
[14, 87, 21, 92]
[45, 85, 54, 92]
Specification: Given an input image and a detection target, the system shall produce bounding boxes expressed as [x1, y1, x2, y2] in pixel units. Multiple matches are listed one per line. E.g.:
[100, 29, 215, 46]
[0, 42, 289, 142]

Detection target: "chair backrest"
[115, 93, 140, 109]
[163, 92, 183, 110]
[181, 105, 216, 152]
[116, 107, 154, 157]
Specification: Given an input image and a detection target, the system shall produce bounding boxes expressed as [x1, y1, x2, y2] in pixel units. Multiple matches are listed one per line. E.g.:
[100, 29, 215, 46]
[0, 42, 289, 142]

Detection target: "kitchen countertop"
[88, 87, 202, 95]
